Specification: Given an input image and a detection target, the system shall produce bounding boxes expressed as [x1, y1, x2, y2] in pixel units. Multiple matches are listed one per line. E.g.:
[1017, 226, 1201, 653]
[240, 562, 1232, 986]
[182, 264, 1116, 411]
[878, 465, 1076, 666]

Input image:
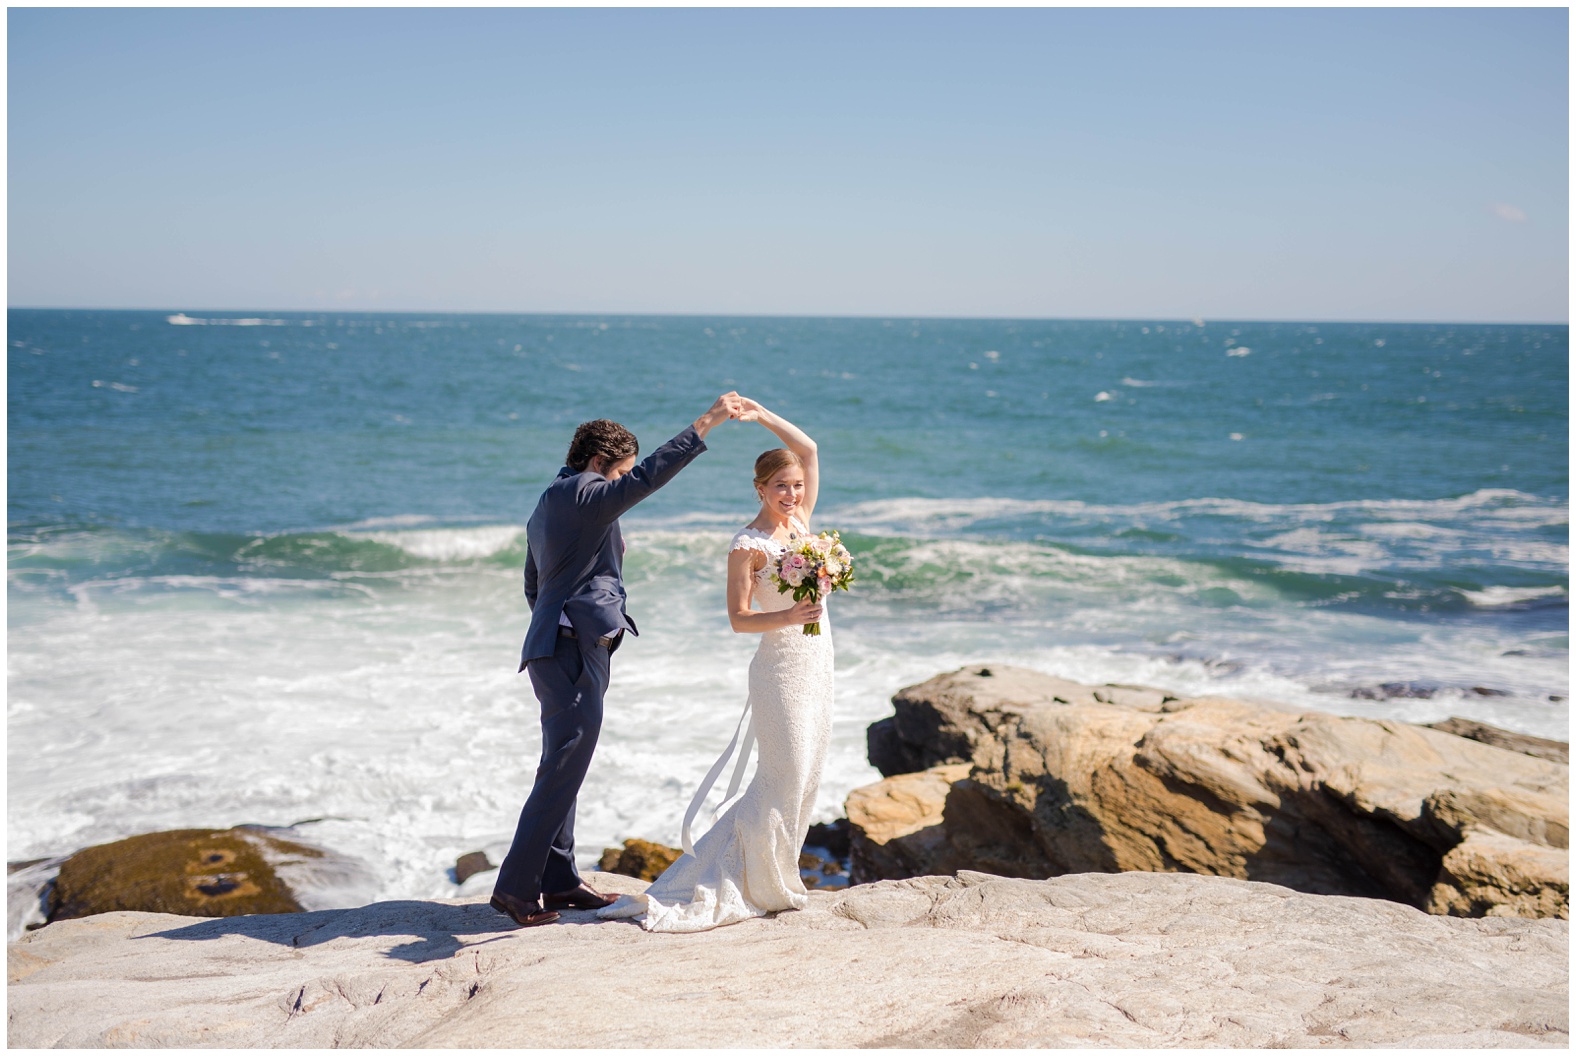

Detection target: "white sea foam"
[1460, 585, 1568, 609]
[166, 314, 293, 327]
[1357, 521, 1459, 540]
[349, 526, 525, 562]
[828, 492, 1568, 577]
[1042, 496, 1493, 572]
[335, 514, 441, 530]
[1247, 529, 1394, 576]
[7, 514, 1566, 940]
[834, 489, 1562, 531]
[60, 574, 379, 615]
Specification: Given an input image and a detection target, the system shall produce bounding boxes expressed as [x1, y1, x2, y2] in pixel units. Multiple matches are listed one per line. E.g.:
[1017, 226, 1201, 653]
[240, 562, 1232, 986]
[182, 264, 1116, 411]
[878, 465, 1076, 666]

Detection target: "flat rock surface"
[8, 869, 1567, 1048]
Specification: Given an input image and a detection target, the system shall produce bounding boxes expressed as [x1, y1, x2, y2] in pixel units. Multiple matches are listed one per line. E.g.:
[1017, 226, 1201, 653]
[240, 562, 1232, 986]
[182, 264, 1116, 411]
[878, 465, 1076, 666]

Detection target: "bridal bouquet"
[771, 530, 854, 635]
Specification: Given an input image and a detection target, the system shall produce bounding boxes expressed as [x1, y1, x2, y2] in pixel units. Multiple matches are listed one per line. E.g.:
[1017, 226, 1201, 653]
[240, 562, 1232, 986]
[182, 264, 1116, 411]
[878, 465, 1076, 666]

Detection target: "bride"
[599, 398, 832, 932]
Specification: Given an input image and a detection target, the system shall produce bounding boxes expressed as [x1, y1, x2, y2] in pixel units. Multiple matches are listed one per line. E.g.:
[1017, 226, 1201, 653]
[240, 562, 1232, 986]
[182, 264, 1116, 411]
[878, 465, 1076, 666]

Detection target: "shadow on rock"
[140, 899, 558, 963]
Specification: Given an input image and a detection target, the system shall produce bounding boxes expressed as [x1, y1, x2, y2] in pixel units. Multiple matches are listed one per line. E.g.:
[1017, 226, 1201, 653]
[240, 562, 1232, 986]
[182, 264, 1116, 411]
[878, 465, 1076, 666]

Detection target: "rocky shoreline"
[8, 665, 1569, 1046]
[852, 666, 1568, 919]
[9, 869, 1568, 1047]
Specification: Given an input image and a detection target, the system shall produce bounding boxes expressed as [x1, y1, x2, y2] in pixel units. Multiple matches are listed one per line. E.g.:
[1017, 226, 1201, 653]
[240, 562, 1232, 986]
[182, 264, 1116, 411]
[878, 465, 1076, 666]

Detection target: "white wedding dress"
[599, 520, 834, 932]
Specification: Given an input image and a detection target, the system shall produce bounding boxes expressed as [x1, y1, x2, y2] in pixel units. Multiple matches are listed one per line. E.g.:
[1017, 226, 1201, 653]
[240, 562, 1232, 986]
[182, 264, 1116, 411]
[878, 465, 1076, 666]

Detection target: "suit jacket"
[519, 424, 707, 670]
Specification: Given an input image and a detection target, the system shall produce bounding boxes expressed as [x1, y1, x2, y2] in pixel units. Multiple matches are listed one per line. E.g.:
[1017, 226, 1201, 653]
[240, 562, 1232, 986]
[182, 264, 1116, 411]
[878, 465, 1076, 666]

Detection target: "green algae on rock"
[48, 828, 324, 923]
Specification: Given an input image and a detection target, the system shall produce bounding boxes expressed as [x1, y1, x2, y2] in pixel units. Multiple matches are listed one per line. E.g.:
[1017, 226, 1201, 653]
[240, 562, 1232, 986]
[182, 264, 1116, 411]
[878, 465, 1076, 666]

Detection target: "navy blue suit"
[495, 424, 707, 902]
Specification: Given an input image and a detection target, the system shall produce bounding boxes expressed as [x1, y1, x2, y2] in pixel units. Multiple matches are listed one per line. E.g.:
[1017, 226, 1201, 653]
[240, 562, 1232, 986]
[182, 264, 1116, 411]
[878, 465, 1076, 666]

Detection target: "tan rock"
[1429, 830, 1570, 919]
[7, 870, 1565, 1048]
[453, 851, 493, 885]
[852, 665, 1569, 918]
[1427, 715, 1569, 765]
[846, 763, 969, 882]
[866, 664, 1171, 776]
[597, 838, 681, 881]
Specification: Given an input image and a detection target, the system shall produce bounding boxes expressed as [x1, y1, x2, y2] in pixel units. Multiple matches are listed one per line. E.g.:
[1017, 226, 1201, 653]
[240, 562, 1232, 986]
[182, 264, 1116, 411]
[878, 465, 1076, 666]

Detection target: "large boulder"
[15, 826, 377, 937]
[51, 829, 311, 922]
[853, 665, 1569, 918]
[7, 870, 1567, 1047]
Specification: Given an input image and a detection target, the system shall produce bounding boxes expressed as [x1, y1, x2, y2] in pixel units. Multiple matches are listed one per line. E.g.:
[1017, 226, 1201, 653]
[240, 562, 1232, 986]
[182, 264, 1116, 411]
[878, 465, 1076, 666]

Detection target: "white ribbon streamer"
[680, 699, 757, 857]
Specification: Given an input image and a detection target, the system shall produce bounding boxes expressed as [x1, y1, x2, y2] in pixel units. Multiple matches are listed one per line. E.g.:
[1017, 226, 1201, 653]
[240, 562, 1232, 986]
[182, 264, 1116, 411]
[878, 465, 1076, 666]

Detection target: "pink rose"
[780, 552, 808, 586]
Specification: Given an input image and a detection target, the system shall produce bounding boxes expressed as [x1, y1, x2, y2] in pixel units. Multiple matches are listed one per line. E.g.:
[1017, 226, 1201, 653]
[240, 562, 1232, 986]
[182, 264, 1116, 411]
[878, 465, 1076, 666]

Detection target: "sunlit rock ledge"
[8, 869, 1567, 1048]
[856, 665, 1569, 919]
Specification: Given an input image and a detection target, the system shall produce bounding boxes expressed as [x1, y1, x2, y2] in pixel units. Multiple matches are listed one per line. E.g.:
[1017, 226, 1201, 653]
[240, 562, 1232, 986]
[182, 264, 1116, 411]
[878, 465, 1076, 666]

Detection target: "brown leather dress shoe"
[542, 882, 618, 911]
[489, 892, 560, 927]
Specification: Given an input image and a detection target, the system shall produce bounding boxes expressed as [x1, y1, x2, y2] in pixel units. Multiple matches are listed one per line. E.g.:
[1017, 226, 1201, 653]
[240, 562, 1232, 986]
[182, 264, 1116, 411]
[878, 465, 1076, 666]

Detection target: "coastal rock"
[1349, 680, 1443, 700]
[803, 817, 851, 858]
[1427, 715, 1569, 765]
[453, 852, 493, 885]
[854, 665, 1569, 918]
[9, 827, 376, 942]
[1429, 829, 1570, 918]
[847, 763, 970, 883]
[48, 828, 335, 923]
[866, 665, 1125, 777]
[597, 838, 681, 881]
[8, 870, 1565, 1047]
[795, 851, 848, 890]
[8, 857, 69, 938]
[799, 824, 852, 891]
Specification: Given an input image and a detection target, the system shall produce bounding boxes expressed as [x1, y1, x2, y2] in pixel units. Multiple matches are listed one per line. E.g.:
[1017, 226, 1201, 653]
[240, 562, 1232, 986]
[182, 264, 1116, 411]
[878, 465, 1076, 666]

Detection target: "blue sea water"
[7, 309, 1568, 928]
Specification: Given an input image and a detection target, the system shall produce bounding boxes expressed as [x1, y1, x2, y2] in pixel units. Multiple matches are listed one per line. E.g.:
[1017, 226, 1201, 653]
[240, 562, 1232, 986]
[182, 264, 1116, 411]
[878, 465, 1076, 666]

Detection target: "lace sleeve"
[728, 531, 774, 557]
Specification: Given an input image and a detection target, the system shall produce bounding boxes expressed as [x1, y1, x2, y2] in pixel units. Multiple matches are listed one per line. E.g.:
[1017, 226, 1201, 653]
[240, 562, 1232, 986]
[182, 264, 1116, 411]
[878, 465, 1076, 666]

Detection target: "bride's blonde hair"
[753, 448, 804, 494]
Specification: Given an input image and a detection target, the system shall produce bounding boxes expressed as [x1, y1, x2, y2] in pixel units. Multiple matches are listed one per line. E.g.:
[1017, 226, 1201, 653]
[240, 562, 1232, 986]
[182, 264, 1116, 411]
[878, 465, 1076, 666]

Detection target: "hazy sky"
[8, 7, 1569, 322]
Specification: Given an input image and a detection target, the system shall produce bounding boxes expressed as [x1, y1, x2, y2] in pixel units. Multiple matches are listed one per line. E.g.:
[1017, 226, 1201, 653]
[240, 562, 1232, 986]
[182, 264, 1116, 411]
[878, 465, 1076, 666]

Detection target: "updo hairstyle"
[753, 448, 805, 494]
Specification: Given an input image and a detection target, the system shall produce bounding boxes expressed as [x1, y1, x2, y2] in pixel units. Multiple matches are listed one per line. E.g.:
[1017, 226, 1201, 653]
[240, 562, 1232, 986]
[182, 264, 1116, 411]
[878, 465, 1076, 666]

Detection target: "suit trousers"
[494, 630, 616, 902]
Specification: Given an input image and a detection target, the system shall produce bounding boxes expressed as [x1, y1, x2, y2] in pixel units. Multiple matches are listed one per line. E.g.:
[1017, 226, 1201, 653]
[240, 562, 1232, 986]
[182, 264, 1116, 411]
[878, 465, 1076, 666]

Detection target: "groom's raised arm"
[576, 395, 738, 525]
[576, 425, 706, 525]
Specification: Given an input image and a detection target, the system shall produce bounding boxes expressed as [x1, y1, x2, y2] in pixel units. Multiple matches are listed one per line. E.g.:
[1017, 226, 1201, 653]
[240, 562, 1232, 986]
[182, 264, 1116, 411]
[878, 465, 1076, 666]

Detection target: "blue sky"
[8, 7, 1568, 322]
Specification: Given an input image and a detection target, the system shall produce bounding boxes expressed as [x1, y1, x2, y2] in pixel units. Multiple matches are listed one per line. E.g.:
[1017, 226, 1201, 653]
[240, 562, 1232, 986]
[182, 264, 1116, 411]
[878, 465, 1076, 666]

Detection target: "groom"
[491, 392, 743, 927]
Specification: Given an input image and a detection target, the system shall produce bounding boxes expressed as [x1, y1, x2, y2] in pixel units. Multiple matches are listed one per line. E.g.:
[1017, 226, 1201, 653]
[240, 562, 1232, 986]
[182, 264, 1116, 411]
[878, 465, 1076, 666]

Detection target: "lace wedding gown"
[599, 521, 834, 932]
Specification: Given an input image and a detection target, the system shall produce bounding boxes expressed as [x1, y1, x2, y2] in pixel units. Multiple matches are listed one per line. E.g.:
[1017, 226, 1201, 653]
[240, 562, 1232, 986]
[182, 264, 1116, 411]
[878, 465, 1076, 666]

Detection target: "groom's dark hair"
[566, 419, 639, 473]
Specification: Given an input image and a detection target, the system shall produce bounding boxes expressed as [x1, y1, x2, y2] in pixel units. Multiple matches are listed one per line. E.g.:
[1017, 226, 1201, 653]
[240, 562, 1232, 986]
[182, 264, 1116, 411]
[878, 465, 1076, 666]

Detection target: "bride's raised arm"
[737, 398, 819, 526]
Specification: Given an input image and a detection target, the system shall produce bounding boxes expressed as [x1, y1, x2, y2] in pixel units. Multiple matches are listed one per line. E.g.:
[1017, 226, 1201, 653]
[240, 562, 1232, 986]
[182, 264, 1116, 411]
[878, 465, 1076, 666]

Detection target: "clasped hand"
[698, 392, 768, 434]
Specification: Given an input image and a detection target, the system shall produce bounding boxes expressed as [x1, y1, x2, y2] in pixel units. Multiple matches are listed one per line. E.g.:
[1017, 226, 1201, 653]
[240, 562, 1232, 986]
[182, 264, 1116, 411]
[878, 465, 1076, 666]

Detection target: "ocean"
[8, 309, 1567, 930]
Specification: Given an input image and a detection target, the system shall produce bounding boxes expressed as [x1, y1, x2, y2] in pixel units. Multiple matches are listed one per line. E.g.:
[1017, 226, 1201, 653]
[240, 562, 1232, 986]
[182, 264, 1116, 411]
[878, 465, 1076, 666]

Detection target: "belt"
[558, 625, 622, 650]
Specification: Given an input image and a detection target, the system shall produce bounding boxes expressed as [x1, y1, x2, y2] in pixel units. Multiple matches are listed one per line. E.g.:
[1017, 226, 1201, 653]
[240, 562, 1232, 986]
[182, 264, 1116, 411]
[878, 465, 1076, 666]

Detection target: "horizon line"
[7, 306, 1568, 327]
